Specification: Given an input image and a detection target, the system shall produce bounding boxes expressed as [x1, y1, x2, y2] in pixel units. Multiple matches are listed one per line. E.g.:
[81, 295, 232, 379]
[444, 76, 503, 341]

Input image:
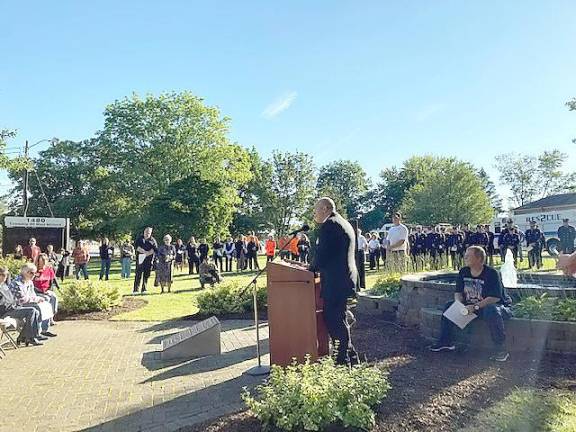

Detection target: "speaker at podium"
[266, 260, 329, 367]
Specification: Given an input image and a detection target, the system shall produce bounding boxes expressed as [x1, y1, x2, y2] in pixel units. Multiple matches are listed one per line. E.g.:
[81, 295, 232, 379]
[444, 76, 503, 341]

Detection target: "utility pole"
[23, 139, 29, 217]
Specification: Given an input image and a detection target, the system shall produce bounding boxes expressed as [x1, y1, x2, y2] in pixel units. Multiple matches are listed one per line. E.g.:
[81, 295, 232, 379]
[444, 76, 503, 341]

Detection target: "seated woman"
[8, 262, 56, 338]
[199, 258, 222, 289]
[33, 254, 60, 322]
[0, 266, 44, 346]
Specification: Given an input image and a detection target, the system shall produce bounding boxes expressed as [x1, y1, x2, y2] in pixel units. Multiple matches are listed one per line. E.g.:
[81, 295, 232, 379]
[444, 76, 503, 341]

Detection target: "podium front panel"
[267, 261, 320, 366]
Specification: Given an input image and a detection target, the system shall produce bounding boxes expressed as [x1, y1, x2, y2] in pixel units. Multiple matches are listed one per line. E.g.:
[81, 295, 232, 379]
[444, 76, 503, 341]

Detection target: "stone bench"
[420, 307, 576, 354]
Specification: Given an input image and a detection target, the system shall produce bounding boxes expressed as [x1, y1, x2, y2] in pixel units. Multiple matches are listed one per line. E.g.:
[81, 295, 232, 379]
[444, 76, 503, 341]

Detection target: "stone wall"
[397, 271, 576, 327]
[421, 308, 576, 354]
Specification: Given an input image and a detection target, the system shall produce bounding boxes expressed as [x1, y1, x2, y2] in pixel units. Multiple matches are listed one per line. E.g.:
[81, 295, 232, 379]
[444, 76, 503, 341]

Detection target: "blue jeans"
[121, 257, 131, 278]
[439, 301, 511, 347]
[99, 258, 111, 280]
[75, 263, 89, 280]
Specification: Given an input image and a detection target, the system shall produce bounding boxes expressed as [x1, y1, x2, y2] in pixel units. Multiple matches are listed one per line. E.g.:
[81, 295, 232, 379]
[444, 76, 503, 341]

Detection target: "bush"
[243, 356, 390, 431]
[553, 298, 576, 322]
[514, 295, 576, 322]
[196, 281, 267, 315]
[59, 280, 121, 314]
[368, 273, 402, 297]
[0, 256, 27, 277]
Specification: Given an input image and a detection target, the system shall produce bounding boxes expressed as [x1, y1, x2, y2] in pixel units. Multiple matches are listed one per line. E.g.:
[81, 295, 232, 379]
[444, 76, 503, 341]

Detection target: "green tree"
[477, 168, 503, 213]
[495, 150, 576, 207]
[568, 97, 576, 144]
[402, 158, 494, 225]
[362, 156, 443, 229]
[8, 92, 253, 239]
[262, 151, 316, 237]
[316, 160, 370, 218]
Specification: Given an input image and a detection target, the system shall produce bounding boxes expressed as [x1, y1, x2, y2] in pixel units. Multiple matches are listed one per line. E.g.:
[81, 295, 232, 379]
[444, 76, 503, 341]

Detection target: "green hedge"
[196, 281, 267, 315]
[367, 273, 402, 297]
[243, 356, 390, 431]
[59, 280, 121, 314]
[0, 256, 27, 277]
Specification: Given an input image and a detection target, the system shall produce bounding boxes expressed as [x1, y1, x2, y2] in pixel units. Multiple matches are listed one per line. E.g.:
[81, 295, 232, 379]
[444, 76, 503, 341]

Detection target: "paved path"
[0, 319, 269, 432]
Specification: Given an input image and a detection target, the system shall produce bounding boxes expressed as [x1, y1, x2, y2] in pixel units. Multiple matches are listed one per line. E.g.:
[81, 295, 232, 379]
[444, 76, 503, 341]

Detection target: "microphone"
[288, 224, 310, 236]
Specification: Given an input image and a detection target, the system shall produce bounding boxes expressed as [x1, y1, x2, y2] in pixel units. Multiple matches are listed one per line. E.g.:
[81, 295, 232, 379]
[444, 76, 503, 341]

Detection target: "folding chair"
[0, 317, 19, 358]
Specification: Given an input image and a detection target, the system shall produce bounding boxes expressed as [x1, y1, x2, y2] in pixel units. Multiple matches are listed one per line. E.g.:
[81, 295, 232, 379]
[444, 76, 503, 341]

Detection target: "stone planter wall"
[356, 292, 399, 317]
[421, 307, 576, 354]
[397, 271, 576, 327]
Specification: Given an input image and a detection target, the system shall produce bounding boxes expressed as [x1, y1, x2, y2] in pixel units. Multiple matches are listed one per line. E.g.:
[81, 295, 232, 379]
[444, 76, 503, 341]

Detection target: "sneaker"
[492, 351, 509, 362]
[41, 331, 57, 337]
[429, 343, 456, 352]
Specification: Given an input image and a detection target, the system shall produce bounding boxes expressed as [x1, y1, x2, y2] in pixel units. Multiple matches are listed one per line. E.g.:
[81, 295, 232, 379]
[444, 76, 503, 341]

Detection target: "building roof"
[514, 192, 576, 211]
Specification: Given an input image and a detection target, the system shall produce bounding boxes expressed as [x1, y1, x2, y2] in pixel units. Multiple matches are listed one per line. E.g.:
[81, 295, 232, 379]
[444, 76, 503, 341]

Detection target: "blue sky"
[1, 1, 575, 208]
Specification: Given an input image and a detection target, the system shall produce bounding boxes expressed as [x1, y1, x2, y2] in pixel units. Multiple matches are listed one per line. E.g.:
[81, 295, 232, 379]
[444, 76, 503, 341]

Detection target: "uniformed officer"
[410, 226, 427, 271]
[470, 224, 489, 252]
[426, 227, 443, 270]
[525, 221, 544, 269]
[462, 223, 473, 251]
[558, 218, 576, 254]
[498, 220, 519, 265]
[446, 226, 464, 270]
[484, 224, 495, 266]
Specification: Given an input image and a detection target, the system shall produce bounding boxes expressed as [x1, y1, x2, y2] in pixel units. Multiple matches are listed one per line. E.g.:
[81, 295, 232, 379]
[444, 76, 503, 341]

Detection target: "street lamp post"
[23, 138, 58, 217]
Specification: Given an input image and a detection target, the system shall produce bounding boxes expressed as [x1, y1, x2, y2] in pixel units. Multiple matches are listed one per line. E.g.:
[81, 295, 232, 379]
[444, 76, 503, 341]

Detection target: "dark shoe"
[37, 335, 49, 341]
[492, 351, 509, 362]
[141, 289, 147, 295]
[429, 343, 456, 352]
[26, 338, 43, 346]
[41, 331, 57, 337]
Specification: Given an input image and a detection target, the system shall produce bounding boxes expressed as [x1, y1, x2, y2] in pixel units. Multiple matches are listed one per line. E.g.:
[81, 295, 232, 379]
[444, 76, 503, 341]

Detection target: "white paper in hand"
[443, 300, 477, 329]
[38, 301, 54, 321]
[138, 254, 146, 265]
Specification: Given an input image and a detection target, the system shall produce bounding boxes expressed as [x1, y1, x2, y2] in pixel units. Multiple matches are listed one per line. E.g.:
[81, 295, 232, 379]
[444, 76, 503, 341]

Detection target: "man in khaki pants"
[386, 212, 409, 273]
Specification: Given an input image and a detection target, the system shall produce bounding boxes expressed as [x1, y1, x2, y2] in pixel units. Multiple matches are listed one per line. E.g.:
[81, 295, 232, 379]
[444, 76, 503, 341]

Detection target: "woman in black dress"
[186, 236, 200, 275]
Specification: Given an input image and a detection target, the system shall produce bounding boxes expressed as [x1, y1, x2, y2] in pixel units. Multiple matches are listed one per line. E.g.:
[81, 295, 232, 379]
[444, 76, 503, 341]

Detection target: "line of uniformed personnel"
[407, 220, 546, 271]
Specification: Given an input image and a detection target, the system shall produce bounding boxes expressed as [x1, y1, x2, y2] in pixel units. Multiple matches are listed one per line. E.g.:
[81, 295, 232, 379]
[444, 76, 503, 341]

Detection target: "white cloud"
[261, 91, 298, 119]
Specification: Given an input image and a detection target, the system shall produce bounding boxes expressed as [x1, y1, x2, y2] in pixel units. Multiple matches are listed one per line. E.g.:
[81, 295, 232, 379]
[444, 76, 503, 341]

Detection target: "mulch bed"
[56, 296, 148, 321]
[182, 312, 576, 432]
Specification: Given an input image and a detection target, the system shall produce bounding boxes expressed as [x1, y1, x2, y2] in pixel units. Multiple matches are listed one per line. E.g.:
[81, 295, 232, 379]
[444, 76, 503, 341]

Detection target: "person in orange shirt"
[265, 234, 276, 262]
[289, 235, 300, 260]
[277, 236, 290, 260]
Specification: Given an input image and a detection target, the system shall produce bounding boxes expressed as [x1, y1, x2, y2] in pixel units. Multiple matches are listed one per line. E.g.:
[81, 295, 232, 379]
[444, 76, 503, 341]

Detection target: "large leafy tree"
[316, 160, 370, 218]
[361, 156, 442, 229]
[477, 168, 503, 213]
[495, 150, 576, 207]
[401, 158, 494, 225]
[8, 92, 253, 240]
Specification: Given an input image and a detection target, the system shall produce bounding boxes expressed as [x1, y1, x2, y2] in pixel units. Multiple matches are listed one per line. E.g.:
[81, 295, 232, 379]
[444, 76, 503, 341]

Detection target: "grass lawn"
[66, 253, 561, 321]
[460, 388, 576, 432]
[64, 257, 270, 321]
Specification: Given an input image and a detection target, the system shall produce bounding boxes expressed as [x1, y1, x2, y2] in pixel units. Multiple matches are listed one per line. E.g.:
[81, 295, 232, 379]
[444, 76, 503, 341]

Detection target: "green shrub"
[242, 356, 390, 431]
[553, 298, 576, 322]
[513, 294, 555, 320]
[514, 295, 576, 322]
[0, 256, 27, 277]
[59, 280, 120, 313]
[368, 273, 402, 297]
[196, 281, 266, 315]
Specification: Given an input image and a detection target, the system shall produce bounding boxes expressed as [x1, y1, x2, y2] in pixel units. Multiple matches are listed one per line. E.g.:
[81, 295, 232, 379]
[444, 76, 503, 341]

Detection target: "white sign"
[4, 216, 67, 228]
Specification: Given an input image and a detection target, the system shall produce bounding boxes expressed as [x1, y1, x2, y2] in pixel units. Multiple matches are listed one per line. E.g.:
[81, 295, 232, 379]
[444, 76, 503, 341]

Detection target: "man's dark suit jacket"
[310, 212, 358, 301]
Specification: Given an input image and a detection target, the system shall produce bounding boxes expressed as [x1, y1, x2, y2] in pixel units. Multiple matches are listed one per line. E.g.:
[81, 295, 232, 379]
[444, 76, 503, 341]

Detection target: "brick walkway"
[0, 320, 269, 432]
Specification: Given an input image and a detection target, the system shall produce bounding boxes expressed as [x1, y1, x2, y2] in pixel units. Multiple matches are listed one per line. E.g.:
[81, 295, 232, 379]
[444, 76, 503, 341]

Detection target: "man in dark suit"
[309, 197, 358, 365]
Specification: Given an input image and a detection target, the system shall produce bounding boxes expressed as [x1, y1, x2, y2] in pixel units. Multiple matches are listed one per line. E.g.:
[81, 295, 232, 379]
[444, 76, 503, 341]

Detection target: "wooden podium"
[267, 261, 329, 367]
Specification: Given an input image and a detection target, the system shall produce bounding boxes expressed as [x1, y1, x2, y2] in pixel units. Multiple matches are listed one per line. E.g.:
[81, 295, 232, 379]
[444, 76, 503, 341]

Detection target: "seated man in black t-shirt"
[429, 245, 512, 362]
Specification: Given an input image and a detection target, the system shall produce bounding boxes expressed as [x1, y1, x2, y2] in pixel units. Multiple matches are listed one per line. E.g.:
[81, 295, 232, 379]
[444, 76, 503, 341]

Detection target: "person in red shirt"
[289, 236, 300, 261]
[33, 253, 59, 321]
[23, 238, 41, 262]
[265, 234, 276, 262]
